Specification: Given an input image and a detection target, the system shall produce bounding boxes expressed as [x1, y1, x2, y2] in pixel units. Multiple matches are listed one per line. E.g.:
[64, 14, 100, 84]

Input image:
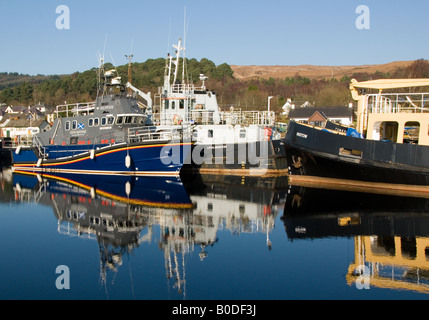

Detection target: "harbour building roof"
[288, 106, 354, 120]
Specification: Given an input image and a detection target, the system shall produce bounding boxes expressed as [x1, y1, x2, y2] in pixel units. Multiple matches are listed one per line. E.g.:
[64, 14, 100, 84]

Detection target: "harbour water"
[1, 167, 428, 301]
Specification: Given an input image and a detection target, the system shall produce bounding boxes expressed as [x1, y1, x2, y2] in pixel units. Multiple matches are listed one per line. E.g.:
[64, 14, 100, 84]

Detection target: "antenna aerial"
[125, 40, 134, 88]
[182, 6, 187, 83]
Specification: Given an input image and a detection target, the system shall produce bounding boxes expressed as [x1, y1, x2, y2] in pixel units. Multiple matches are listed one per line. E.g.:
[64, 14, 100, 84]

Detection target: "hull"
[13, 171, 193, 209]
[182, 139, 287, 176]
[285, 121, 429, 191]
[284, 187, 429, 240]
[12, 140, 192, 177]
[0, 149, 12, 167]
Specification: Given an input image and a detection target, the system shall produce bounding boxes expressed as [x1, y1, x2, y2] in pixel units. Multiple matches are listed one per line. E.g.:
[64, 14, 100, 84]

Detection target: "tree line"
[0, 58, 234, 108]
[1, 58, 428, 115]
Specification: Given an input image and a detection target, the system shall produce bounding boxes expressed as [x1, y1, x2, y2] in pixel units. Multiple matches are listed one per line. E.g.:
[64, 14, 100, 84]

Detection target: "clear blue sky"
[1, 0, 428, 75]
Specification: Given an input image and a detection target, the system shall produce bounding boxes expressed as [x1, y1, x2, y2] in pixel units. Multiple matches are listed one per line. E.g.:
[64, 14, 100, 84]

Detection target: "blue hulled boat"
[12, 63, 192, 177]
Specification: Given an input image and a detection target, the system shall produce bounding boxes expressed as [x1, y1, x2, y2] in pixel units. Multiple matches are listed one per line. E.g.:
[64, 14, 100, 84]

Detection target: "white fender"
[125, 155, 131, 168]
[125, 181, 131, 196]
[36, 159, 42, 167]
[90, 187, 96, 199]
[90, 149, 96, 160]
[15, 146, 22, 155]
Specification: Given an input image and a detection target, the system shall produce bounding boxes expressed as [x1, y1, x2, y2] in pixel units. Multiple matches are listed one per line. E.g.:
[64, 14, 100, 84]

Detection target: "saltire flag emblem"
[77, 123, 85, 130]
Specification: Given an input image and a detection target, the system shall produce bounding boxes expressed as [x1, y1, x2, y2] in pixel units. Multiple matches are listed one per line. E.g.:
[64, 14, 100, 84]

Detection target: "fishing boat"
[285, 78, 429, 193]
[11, 61, 192, 177]
[148, 38, 287, 176]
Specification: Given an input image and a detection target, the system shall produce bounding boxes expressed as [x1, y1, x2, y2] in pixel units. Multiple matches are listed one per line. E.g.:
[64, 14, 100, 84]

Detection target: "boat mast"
[172, 38, 185, 87]
[164, 53, 173, 93]
[182, 6, 187, 85]
[126, 55, 133, 90]
[96, 56, 105, 99]
[125, 40, 134, 93]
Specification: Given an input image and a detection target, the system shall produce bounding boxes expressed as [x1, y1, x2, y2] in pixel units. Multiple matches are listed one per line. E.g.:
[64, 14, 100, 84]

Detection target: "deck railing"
[156, 110, 276, 127]
[55, 102, 96, 118]
[170, 83, 205, 94]
[222, 110, 276, 126]
[366, 93, 429, 114]
[127, 126, 176, 142]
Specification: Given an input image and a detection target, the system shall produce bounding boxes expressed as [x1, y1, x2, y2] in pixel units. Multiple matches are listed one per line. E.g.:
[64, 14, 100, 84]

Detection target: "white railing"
[157, 110, 276, 127]
[366, 93, 429, 114]
[55, 102, 96, 118]
[222, 110, 276, 126]
[127, 126, 176, 142]
[170, 83, 205, 94]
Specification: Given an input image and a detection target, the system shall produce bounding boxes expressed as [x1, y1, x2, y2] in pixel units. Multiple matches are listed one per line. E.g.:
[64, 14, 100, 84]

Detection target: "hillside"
[230, 61, 414, 81]
[1, 58, 428, 110]
[0, 72, 60, 91]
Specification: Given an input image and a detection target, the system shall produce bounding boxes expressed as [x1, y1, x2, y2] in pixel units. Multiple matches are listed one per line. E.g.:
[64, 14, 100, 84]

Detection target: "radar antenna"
[125, 39, 134, 92]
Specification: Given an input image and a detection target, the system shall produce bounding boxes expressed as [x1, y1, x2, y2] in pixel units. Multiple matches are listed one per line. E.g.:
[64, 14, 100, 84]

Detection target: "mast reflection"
[2, 168, 284, 298]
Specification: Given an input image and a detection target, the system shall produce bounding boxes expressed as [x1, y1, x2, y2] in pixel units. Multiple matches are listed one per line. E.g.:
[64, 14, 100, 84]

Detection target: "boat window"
[72, 120, 77, 130]
[165, 100, 169, 110]
[65, 121, 70, 131]
[101, 117, 107, 126]
[131, 116, 144, 125]
[94, 118, 99, 127]
[380, 121, 399, 142]
[70, 137, 78, 145]
[240, 129, 246, 138]
[117, 116, 124, 125]
[371, 236, 396, 257]
[339, 148, 363, 159]
[125, 116, 132, 124]
[208, 129, 214, 138]
[180, 100, 185, 109]
[239, 205, 245, 214]
[403, 121, 420, 144]
[172, 101, 176, 110]
[88, 119, 94, 127]
[107, 116, 115, 125]
[401, 238, 417, 260]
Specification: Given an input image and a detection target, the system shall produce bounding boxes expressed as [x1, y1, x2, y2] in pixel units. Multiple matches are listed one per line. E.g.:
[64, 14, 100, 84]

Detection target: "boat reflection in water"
[6, 169, 283, 297]
[11, 170, 194, 288]
[284, 182, 429, 294]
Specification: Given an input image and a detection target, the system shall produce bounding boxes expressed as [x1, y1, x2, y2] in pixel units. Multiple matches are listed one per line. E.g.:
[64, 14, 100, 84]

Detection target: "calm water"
[0, 167, 429, 301]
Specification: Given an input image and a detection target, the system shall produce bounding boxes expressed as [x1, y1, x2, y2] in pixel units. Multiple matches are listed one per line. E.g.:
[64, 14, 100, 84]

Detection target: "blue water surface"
[0, 171, 428, 301]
